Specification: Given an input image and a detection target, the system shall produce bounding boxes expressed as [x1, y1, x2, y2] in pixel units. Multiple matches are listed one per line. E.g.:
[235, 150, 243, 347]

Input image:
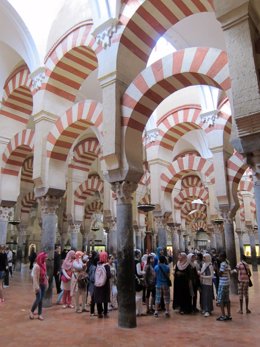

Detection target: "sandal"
[29, 312, 34, 320]
[38, 315, 44, 321]
[216, 315, 227, 321]
[246, 309, 251, 314]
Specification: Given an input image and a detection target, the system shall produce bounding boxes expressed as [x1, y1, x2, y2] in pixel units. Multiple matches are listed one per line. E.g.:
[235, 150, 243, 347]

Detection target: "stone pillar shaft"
[112, 181, 137, 329]
[247, 226, 258, 272]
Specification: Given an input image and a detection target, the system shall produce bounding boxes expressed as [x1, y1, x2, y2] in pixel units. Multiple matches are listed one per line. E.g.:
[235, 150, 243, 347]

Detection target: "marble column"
[0, 207, 12, 244]
[38, 195, 60, 307]
[70, 223, 81, 250]
[213, 223, 224, 252]
[168, 224, 180, 264]
[80, 230, 88, 252]
[135, 226, 142, 251]
[178, 229, 185, 252]
[112, 181, 137, 329]
[15, 223, 26, 271]
[236, 229, 244, 259]
[247, 225, 258, 272]
[222, 212, 238, 294]
[153, 215, 167, 249]
[254, 180, 260, 243]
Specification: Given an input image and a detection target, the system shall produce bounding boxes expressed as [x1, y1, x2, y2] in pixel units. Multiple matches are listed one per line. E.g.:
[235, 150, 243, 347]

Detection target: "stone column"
[254, 179, 260, 244]
[222, 212, 238, 294]
[167, 223, 180, 264]
[38, 195, 60, 307]
[0, 207, 12, 244]
[153, 214, 167, 249]
[70, 223, 81, 250]
[134, 226, 142, 251]
[213, 223, 224, 252]
[236, 229, 244, 259]
[80, 229, 88, 252]
[16, 223, 26, 271]
[178, 229, 185, 252]
[112, 181, 137, 329]
[247, 225, 258, 272]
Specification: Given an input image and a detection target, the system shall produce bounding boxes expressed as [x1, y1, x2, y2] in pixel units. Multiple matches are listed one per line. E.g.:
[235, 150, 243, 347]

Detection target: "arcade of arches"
[1, 0, 260, 328]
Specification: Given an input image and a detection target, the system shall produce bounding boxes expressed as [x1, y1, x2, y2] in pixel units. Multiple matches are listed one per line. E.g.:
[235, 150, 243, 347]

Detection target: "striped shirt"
[236, 261, 250, 282]
[219, 261, 231, 286]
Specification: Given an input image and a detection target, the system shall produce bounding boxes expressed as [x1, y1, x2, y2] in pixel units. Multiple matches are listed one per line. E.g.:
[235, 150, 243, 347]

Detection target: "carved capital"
[30, 67, 46, 92]
[222, 211, 233, 225]
[70, 223, 81, 234]
[153, 215, 164, 230]
[0, 207, 13, 221]
[111, 181, 137, 204]
[38, 195, 60, 215]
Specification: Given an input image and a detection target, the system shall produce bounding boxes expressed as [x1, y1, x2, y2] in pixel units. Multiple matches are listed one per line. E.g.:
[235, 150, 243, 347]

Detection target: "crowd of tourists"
[1, 244, 253, 322]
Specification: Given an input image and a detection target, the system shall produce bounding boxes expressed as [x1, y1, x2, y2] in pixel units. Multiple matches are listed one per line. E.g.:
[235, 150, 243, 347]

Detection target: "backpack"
[77, 272, 88, 290]
[94, 264, 107, 287]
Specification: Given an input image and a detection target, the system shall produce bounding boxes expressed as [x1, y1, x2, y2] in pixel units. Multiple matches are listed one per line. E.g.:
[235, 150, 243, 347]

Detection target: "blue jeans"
[31, 284, 46, 315]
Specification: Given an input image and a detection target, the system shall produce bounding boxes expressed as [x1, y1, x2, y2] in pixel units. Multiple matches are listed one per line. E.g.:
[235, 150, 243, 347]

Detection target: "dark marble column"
[254, 179, 260, 243]
[213, 223, 224, 252]
[153, 215, 167, 249]
[247, 225, 258, 272]
[112, 181, 137, 329]
[222, 212, 238, 294]
[236, 229, 244, 259]
[38, 195, 60, 307]
[167, 224, 180, 264]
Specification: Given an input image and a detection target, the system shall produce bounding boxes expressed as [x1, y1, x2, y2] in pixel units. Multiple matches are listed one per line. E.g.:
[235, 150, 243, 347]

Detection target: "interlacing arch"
[161, 154, 214, 193]
[44, 24, 100, 102]
[122, 47, 230, 135]
[69, 137, 101, 172]
[85, 200, 103, 220]
[191, 220, 208, 232]
[227, 151, 248, 196]
[1, 129, 34, 176]
[21, 192, 36, 214]
[119, 0, 214, 64]
[181, 175, 203, 188]
[185, 210, 207, 223]
[74, 175, 104, 206]
[174, 186, 209, 209]
[46, 100, 102, 161]
[181, 201, 206, 217]
[21, 156, 34, 184]
[0, 65, 33, 124]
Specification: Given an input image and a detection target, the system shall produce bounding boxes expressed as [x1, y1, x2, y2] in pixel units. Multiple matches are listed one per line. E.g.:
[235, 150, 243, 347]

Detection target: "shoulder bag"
[242, 262, 253, 287]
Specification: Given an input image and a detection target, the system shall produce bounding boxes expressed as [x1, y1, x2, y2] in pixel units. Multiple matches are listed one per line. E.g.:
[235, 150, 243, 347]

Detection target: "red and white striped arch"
[174, 186, 208, 209]
[0, 65, 33, 124]
[1, 129, 34, 176]
[44, 24, 99, 102]
[191, 220, 208, 231]
[74, 175, 104, 206]
[122, 47, 230, 135]
[69, 137, 101, 172]
[46, 100, 102, 161]
[85, 200, 103, 220]
[181, 175, 203, 189]
[119, 0, 214, 64]
[21, 192, 36, 214]
[181, 202, 206, 216]
[156, 106, 232, 153]
[161, 154, 214, 193]
[227, 151, 247, 195]
[21, 156, 34, 184]
[185, 210, 207, 223]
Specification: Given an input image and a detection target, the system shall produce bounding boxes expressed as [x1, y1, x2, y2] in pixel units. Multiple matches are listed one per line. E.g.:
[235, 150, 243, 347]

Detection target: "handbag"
[159, 265, 172, 287]
[242, 262, 253, 287]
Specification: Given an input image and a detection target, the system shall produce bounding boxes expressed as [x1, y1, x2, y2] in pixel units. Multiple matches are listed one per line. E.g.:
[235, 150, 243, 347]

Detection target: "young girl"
[61, 250, 75, 308]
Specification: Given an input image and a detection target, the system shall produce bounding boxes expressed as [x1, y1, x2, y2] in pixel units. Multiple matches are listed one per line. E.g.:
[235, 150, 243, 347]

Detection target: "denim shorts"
[0, 271, 4, 280]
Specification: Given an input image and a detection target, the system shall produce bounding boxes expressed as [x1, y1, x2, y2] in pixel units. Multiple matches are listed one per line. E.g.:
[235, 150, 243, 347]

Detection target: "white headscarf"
[200, 253, 212, 274]
[177, 252, 190, 271]
[187, 253, 196, 268]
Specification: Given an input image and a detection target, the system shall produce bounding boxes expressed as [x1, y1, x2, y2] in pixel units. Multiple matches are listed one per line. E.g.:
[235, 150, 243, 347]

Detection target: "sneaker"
[204, 312, 210, 317]
[38, 315, 44, 321]
[225, 315, 232, 321]
[29, 312, 34, 320]
[216, 315, 227, 321]
[68, 304, 74, 309]
[154, 312, 159, 318]
[62, 305, 68, 309]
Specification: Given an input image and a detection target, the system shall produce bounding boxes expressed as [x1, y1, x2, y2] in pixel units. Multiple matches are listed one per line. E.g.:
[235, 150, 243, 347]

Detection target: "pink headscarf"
[36, 252, 47, 282]
[62, 250, 76, 270]
[99, 251, 108, 264]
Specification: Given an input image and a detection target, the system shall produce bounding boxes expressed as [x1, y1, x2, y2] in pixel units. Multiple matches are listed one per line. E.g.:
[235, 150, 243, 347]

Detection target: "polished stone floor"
[1, 266, 260, 347]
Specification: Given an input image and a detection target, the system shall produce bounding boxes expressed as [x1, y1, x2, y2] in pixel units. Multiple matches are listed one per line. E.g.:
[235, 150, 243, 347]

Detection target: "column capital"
[0, 206, 13, 221]
[38, 195, 60, 215]
[111, 181, 137, 204]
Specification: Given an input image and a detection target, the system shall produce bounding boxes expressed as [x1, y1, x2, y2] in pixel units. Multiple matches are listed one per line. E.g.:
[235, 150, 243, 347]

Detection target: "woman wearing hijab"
[173, 252, 192, 314]
[87, 250, 98, 316]
[29, 252, 48, 320]
[94, 251, 111, 318]
[199, 253, 214, 317]
[71, 251, 87, 313]
[187, 253, 200, 313]
[61, 249, 75, 309]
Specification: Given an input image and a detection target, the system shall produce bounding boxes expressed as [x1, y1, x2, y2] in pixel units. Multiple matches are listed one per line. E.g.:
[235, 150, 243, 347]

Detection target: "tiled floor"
[1, 266, 260, 347]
